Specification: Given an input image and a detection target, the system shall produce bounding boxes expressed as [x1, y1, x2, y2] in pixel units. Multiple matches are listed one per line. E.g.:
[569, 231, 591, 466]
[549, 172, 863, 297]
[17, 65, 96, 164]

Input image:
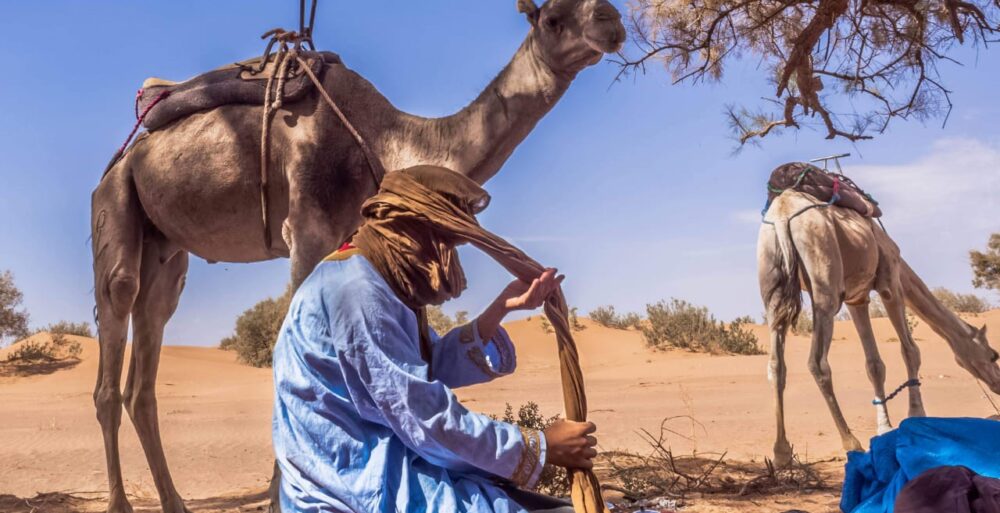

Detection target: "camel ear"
[517, 0, 540, 24]
[979, 325, 989, 337]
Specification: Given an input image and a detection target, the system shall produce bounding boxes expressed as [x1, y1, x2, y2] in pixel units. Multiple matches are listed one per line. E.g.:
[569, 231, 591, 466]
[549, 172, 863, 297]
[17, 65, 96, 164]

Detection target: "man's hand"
[543, 420, 598, 470]
[500, 268, 564, 312]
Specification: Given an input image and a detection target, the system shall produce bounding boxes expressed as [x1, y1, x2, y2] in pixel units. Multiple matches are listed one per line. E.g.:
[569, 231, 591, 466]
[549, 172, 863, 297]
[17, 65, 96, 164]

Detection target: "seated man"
[272, 166, 598, 513]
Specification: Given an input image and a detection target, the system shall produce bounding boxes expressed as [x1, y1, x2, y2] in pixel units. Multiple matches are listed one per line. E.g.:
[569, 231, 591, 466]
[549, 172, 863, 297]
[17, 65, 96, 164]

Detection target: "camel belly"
[833, 208, 879, 304]
[127, 109, 290, 263]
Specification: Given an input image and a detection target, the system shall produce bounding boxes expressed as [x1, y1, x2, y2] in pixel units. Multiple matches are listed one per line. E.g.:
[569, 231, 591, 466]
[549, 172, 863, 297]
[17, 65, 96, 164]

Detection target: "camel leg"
[92, 167, 144, 513]
[882, 291, 926, 417]
[269, 205, 357, 513]
[847, 304, 892, 434]
[123, 235, 190, 513]
[766, 323, 793, 466]
[808, 297, 864, 452]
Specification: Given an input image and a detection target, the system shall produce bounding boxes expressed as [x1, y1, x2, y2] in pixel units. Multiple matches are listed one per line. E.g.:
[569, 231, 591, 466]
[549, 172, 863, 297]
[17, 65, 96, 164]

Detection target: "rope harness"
[872, 379, 921, 406]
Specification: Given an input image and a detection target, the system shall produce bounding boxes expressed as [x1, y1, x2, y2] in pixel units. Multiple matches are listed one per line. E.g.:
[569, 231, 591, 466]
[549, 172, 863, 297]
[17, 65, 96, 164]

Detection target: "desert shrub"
[220, 285, 293, 368]
[589, 305, 644, 330]
[869, 295, 888, 318]
[493, 402, 568, 498]
[791, 309, 813, 336]
[540, 316, 554, 334]
[642, 299, 764, 355]
[6, 333, 81, 363]
[38, 320, 93, 338]
[1, 270, 30, 346]
[570, 307, 586, 332]
[932, 287, 992, 314]
[426, 305, 455, 334]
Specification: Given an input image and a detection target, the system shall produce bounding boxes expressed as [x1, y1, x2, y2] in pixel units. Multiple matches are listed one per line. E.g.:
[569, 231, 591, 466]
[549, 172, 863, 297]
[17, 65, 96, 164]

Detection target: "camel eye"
[544, 16, 561, 32]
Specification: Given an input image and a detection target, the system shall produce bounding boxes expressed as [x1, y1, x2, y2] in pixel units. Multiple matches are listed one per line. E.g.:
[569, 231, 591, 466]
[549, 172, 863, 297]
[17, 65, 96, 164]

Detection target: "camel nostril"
[991, 350, 999, 363]
[592, 4, 622, 22]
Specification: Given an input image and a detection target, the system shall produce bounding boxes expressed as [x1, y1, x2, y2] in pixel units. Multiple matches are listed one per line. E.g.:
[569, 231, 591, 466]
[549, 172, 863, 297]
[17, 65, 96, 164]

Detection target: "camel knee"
[767, 358, 786, 388]
[866, 359, 886, 384]
[95, 385, 123, 426]
[123, 383, 157, 423]
[105, 267, 140, 318]
[807, 359, 832, 387]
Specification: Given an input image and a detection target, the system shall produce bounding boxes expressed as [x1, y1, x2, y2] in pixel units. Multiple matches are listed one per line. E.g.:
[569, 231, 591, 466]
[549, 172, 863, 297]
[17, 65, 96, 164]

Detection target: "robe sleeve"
[430, 321, 516, 389]
[327, 278, 546, 488]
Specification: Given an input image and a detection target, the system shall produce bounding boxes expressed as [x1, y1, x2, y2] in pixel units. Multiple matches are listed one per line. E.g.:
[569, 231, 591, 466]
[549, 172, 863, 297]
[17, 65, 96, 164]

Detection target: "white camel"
[758, 190, 1000, 466]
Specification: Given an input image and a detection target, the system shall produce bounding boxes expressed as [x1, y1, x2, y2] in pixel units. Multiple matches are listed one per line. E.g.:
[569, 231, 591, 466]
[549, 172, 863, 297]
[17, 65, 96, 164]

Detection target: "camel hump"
[765, 161, 883, 218]
[133, 51, 341, 131]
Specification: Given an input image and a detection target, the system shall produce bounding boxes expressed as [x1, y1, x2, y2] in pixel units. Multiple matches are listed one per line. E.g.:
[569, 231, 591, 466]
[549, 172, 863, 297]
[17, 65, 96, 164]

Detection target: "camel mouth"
[584, 25, 626, 54]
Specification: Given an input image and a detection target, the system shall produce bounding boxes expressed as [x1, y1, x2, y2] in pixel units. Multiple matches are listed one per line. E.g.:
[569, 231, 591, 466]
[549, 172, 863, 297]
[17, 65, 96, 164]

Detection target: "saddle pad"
[767, 162, 883, 218]
[137, 51, 342, 131]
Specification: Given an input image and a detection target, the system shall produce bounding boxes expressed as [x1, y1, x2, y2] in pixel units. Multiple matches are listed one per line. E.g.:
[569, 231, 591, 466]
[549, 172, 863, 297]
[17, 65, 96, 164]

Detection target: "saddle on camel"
[764, 161, 882, 218]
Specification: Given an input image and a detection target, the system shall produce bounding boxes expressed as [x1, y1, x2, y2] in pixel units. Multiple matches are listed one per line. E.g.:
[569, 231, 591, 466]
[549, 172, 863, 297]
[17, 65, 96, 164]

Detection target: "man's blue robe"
[272, 250, 546, 513]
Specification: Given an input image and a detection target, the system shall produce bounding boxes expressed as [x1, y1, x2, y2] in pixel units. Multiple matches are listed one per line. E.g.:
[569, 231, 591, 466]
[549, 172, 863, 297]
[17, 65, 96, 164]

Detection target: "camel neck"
[383, 34, 572, 184]
[901, 262, 976, 345]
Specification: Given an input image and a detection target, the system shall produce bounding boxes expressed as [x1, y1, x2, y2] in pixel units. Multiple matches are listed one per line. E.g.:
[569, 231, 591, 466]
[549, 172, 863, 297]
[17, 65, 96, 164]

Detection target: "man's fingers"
[585, 435, 597, 447]
[581, 422, 597, 435]
[582, 448, 598, 459]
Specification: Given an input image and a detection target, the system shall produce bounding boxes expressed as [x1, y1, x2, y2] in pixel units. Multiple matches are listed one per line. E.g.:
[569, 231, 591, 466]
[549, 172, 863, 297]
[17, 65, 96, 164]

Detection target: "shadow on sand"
[0, 490, 270, 513]
[0, 358, 81, 378]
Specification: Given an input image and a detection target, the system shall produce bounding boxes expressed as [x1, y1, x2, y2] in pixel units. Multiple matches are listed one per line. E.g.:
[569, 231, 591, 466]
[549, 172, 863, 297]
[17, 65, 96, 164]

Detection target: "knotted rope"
[872, 379, 921, 406]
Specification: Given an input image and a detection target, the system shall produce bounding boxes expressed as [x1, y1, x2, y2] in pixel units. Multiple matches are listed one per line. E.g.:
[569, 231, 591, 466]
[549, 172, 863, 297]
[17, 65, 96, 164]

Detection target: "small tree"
[219, 285, 293, 368]
[622, 0, 999, 145]
[0, 270, 30, 346]
[426, 305, 456, 334]
[569, 307, 586, 332]
[642, 299, 764, 355]
[971, 234, 1000, 293]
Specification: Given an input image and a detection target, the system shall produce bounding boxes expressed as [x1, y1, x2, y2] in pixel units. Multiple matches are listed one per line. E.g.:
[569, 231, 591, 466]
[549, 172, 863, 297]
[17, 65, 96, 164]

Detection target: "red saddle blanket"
[766, 162, 882, 218]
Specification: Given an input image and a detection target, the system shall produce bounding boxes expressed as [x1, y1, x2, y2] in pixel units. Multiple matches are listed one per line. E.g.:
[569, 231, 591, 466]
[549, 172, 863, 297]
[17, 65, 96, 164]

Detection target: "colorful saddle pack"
[765, 161, 882, 218]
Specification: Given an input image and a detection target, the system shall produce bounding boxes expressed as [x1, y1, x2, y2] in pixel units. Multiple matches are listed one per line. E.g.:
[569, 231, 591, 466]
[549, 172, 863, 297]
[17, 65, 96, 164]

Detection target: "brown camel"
[758, 190, 1000, 466]
[89, 2, 625, 512]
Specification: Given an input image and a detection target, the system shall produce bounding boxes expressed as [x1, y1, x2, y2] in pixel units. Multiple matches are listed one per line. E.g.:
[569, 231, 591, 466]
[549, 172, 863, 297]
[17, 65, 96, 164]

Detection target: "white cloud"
[844, 138, 1000, 294]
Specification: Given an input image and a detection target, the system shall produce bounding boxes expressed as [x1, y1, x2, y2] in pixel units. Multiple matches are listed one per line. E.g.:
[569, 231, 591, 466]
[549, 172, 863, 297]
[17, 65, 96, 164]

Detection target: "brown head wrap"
[352, 166, 606, 513]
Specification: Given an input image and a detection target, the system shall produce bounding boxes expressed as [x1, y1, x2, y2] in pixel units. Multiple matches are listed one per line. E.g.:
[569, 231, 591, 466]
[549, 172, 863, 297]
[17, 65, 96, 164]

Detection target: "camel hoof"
[843, 435, 864, 453]
[106, 495, 134, 513]
[773, 440, 793, 467]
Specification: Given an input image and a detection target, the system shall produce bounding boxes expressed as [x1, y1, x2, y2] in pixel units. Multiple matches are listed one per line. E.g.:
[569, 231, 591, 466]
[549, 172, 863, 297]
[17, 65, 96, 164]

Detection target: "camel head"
[517, 0, 625, 75]
[956, 324, 1000, 394]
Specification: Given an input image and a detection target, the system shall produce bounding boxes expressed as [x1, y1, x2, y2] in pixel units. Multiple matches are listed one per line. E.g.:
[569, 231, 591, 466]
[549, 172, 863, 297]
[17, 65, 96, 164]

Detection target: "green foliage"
[493, 402, 568, 498]
[6, 333, 81, 363]
[589, 305, 644, 330]
[38, 320, 93, 338]
[426, 305, 456, 334]
[220, 285, 293, 367]
[932, 287, 992, 314]
[971, 233, 1000, 292]
[641, 299, 764, 355]
[0, 270, 30, 346]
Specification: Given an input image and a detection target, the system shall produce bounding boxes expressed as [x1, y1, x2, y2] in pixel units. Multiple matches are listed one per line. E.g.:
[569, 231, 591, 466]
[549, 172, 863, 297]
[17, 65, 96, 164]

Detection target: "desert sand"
[2, 312, 999, 512]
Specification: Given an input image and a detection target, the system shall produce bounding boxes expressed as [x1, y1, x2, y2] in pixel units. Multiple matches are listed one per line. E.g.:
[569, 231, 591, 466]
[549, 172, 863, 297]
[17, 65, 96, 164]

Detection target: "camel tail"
[767, 218, 803, 331]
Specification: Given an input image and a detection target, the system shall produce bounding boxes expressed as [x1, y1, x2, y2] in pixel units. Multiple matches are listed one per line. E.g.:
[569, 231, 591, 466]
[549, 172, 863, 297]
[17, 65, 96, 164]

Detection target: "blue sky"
[1, 1, 998, 346]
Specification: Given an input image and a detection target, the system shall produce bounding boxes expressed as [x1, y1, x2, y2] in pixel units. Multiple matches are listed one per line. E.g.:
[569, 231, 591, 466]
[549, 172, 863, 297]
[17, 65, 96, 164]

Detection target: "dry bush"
[621, 0, 999, 145]
[570, 307, 587, 332]
[220, 285, 293, 368]
[38, 321, 93, 338]
[603, 417, 830, 506]
[792, 309, 814, 335]
[642, 299, 764, 355]
[932, 287, 992, 314]
[6, 333, 81, 363]
[427, 306, 471, 335]
[492, 402, 568, 497]
[589, 305, 644, 330]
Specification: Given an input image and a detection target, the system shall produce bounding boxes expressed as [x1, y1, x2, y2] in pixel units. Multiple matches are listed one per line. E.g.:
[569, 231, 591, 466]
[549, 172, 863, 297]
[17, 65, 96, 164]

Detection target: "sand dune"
[2, 312, 999, 509]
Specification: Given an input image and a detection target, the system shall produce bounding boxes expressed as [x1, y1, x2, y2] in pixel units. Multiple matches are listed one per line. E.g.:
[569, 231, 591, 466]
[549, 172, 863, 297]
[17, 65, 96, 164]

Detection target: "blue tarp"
[841, 417, 1000, 513]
